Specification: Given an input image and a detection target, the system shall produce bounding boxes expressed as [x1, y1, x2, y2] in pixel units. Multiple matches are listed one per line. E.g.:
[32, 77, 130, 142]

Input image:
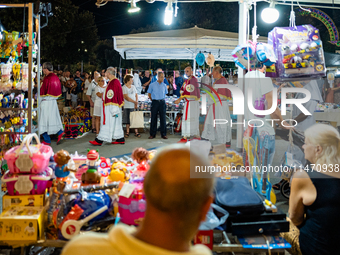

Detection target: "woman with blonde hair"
[287, 124, 340, 255]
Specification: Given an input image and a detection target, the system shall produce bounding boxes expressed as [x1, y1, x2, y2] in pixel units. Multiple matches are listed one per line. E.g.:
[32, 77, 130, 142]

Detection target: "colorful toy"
[267, 25, 326, 79]
[82, 149, 101, 184]
[4, 134, 53, 174]
[232, 43, 257, 70]
[118, 181, 146, 225]
[256, 43, 276, 67]
[53, 150, 72, 180]
[109, 159, 128, 182]
[1, 167, 53, 195]
[131, 147, 150, 164]
[98, 157, 110, 177]
[12, 63, 21, 89]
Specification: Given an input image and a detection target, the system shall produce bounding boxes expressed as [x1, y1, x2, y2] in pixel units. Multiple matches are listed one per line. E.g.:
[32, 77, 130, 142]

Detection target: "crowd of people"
[47, 66, 236, 145]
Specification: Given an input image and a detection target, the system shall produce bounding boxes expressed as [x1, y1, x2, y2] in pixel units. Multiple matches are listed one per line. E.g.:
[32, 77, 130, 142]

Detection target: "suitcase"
[214, 177, 265, 216]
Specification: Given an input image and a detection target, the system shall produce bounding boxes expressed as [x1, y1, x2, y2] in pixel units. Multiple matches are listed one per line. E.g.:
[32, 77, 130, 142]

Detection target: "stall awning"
[113, 26, 267, 61]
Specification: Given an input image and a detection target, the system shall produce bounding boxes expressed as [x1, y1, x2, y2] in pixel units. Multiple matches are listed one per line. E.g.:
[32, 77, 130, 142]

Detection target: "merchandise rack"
[0, 3, 41, 136]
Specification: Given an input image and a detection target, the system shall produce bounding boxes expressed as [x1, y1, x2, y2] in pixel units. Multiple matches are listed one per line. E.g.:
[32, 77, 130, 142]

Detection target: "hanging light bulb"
[164, 1, 173, 26]
[128, 0, 140, 13]
[261, 0, 279, 24]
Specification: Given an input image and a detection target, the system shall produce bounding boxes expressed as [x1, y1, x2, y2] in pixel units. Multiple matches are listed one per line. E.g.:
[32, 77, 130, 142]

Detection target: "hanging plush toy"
[12, 63, 21, 89]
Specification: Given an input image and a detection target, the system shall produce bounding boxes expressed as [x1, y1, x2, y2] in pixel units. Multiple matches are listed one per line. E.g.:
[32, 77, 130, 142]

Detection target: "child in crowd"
[71, 87, 78, 108]
[66, 76, 76, 106]
[93, 77, 106, 135]
[122, 74, 140, 138]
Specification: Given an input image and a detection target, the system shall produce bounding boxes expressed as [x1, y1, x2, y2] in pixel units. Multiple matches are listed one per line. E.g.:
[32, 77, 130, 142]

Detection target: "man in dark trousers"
[148, 72, 168, 139]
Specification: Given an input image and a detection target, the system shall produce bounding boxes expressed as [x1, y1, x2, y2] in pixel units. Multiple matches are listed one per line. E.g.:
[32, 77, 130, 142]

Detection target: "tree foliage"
[93, 39, 132, 70]
[0, 0, 99, 66]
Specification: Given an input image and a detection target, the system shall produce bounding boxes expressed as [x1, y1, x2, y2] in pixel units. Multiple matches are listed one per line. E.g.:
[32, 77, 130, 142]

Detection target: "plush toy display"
[267, 25, 326, 79]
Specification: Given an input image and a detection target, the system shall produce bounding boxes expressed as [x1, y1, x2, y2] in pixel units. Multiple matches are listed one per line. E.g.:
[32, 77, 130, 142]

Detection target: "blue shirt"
[151, 76, 169, 85]
[74, 77, 83, 93]
[174, 76, 184, 97]
[148, 81, 168, 100]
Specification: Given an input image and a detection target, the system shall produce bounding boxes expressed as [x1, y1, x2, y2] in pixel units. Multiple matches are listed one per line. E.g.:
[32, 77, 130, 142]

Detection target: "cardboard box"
[194, 230, 214, 250]
[2, 194, 45, 211]
[0, 206, 45, 241]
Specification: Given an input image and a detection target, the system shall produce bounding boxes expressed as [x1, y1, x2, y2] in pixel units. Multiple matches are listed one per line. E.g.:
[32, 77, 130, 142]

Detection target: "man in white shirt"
[86, 71, 100, 132]
[61, 144, 214, 255]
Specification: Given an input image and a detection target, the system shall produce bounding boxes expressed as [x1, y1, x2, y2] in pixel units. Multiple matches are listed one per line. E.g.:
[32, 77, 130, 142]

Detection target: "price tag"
[212, 144, 226, 155]
[119, 183, 136, 198]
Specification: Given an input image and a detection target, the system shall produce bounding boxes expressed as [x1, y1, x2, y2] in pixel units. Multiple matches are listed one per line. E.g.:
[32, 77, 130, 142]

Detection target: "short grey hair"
[43, 62, 53, 71]
[106, 67, 117, 76]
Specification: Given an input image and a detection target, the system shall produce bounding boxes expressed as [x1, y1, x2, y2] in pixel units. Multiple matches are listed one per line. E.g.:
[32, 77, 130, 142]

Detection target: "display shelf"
[0, 2, 38, 158]
[0, 108, 29, 111]
[0, 132, 28, 135]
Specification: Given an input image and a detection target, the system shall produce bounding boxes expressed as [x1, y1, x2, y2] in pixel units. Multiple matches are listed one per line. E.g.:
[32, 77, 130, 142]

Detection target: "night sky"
[70, 0, 287, 39]
[71, 0, 183, 39]
[70, 0, 340, 52]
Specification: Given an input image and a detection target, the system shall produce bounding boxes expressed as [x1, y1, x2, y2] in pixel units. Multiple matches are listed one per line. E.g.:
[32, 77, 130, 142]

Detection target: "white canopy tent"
[113, 26, 267, 62]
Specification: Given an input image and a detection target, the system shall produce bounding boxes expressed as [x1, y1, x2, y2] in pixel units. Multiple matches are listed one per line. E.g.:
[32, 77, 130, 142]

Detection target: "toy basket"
[4, 133, 53, 174]
[1, 167, 53, 195]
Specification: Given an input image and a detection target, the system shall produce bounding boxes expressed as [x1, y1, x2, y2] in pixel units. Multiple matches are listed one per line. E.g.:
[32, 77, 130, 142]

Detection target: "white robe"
[201, 97, 231, 144]
[97, 105, 124, 142]
[39, 97, 63, 135]
[133, 74, 143, 95]
[182, 100, 200, 137]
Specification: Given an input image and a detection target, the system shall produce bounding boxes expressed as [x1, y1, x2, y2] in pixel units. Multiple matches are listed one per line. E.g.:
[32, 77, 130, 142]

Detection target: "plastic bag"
[277, 145, 305, 179]
[199, 203, 229, 230]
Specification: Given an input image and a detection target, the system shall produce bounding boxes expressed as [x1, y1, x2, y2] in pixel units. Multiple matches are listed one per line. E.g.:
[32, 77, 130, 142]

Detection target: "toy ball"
[282, 45, 291, 54]
[310, 42, 318, 48]
[290, 44, 299, 52]
[293, 56, 302, 63]
[300, 43, 310, 50]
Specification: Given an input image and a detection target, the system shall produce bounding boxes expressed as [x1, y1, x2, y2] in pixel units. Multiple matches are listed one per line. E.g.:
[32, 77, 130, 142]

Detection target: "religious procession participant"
[89, 67, 125, 146]
[174, 66, 200, 143]
[202, 66, 232, 147]
[39, 62, 64, 145]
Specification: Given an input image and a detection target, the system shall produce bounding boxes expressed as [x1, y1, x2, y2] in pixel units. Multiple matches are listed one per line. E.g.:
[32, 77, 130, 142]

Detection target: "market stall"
[0, 135, 290, 254]
[0, 3, 39, 160]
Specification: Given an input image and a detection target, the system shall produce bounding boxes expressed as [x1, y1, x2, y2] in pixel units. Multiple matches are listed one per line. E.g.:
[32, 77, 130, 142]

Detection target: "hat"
[195, 53, 205, 66]
[205, 53, 215, 67]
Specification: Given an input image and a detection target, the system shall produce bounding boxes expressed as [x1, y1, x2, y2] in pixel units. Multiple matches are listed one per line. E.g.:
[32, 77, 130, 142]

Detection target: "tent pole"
[236, 0, 247, 153]
[193, 57, 196, 76]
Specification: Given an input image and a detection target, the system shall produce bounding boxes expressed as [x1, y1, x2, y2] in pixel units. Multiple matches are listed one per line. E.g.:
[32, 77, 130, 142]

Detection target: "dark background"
[0, 0, 339, 71]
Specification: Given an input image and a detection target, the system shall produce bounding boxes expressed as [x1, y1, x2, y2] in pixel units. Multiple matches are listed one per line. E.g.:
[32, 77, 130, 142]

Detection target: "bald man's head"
[144, 145, 213, 224]
[184, 66, 193, 78]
